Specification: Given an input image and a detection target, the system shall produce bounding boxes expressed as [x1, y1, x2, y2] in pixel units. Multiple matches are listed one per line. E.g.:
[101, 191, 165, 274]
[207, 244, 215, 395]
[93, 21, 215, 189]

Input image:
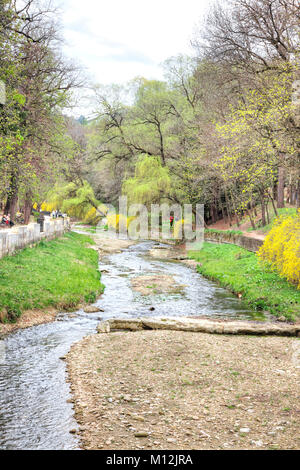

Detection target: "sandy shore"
[93, 236, 136, 256]
[67, 329, 300, 450]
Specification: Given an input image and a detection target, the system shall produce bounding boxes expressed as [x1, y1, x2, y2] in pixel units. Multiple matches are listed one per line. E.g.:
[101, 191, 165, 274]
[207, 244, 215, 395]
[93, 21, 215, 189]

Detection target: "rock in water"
[84, 306, 102, 313]
[97, 321, 111, 334]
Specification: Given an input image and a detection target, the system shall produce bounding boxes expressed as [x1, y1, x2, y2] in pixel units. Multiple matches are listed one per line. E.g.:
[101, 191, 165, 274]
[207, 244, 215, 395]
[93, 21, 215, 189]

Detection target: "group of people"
[1, 213, 14, 228]
[50, 209, 65, 219]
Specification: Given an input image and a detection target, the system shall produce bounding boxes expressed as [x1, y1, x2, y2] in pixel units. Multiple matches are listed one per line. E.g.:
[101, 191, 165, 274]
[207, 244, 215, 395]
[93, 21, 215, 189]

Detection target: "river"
[0, 239, 259, 450]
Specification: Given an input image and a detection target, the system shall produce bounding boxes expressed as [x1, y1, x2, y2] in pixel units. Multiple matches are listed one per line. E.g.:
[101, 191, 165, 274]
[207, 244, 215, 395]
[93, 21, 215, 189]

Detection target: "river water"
[0, 239, 259, 450]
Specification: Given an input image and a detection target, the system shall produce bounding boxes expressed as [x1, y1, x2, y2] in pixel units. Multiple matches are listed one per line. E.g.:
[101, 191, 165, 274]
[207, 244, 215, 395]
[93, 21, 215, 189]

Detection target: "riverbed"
[0, 239, 259, 450]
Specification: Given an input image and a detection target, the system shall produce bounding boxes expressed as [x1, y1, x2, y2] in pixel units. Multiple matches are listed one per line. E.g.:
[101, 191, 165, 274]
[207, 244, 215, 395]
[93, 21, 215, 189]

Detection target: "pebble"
[239, 428, 250, 433]
[251, 440, 263, 447]
[133, 416, 145, 422]
[135, 432, 149, 438]
[278, 316, 287, 322]
[199, 430, 210, 439]
[275, 369, 286, 375]
[123, 395, 132, 402]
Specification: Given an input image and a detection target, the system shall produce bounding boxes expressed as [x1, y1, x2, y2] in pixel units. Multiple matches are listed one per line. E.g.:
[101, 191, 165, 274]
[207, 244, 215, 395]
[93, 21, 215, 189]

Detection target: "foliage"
[123, 155, 171, 205]
[44, 181, 106, 220]
[107, 213, 136, 231]
[214, 66, 297, 216]
[247, 207, 298, 233]
[174, 219, 184, 239]
[83, 207, 101, 225]
[258, 211, 300, 288]
[0, 1, 82, 221]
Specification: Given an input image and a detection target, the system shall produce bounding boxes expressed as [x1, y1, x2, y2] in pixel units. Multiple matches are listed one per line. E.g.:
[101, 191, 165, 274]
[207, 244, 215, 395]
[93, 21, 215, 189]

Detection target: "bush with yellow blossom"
[258, 210, 300, 288]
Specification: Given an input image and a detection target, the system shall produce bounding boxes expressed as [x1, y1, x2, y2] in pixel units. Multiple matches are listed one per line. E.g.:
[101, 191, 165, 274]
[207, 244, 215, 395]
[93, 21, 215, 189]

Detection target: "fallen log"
[97, 317, 300, 337]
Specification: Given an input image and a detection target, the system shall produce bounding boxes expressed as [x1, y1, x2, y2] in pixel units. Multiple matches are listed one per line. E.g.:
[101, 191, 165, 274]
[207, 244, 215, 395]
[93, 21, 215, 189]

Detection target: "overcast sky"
[61, 0, 212, 88]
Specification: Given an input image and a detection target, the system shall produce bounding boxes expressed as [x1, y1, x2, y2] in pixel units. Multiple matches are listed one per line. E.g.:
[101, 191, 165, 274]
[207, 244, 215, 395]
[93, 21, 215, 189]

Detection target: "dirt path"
[209, 219, 266, 241]
[67, 330, 300, 450]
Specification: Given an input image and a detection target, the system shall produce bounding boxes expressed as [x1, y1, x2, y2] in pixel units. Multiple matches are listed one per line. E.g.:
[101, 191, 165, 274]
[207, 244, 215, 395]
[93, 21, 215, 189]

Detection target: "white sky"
[60, 0, 212, 88]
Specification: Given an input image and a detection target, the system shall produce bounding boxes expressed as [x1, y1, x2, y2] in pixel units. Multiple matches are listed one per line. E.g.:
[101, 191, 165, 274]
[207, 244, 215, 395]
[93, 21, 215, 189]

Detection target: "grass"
[256, 207, 298, 233]
[0, 231, 104, 323]
[73, 224, 97, 233]
[244, 206, 298, 233]
[205, 228, 243, 236]
[189, 242, 300, 321]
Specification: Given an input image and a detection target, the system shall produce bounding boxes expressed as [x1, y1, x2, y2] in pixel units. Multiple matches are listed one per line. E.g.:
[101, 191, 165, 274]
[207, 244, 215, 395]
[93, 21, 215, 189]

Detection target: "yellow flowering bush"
[107, 214, 136, 231]
[174, 219, 185, 239]
[83, 207, 101, 225]
[258, 211, 300, 288]
[107, 213, 119, 230]
[36, 202, 56, 212]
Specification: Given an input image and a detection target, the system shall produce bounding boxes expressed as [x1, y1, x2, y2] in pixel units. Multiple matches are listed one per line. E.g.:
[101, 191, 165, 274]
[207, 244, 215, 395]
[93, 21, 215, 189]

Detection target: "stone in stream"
[97, 321, 111, 333]
[84, 306, 103, 314]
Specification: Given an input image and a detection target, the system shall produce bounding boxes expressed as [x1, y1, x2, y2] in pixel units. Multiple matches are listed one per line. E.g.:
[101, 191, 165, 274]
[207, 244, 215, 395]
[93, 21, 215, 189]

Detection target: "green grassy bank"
[0, 231, 104, 323]
[189, 242, 300, 321]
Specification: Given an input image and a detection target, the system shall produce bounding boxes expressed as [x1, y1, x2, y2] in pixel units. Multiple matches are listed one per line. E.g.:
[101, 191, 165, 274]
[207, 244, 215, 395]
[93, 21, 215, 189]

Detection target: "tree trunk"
[270, 194, 278, 217]
[291, 185, 296, 205]
[277, 166, 285, 208]
[260, 191, 266, 227]
[4, 172, 19, 221]
[229, 190, 240, 226]
[224, 191, 232, 226]
[265, 201, 270, 225]
[297, 177, 300, 210]
[211, 203, 217, 224]
[24, 195, 33, 225]
[247, 209, 256, 229]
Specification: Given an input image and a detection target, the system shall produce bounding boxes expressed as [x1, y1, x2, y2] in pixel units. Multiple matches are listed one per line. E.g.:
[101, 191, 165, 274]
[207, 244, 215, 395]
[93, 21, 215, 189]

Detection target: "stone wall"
[0, 217, 70, 259]
[204, 231, 263, 253]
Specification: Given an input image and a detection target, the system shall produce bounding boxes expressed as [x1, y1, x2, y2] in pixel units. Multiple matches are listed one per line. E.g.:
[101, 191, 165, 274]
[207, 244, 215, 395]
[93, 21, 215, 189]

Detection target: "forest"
[0, 0, 299, 229]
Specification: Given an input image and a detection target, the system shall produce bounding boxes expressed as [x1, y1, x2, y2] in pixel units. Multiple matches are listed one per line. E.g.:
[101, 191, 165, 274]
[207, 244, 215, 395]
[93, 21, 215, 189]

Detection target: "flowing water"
[0, 239, 260, 450]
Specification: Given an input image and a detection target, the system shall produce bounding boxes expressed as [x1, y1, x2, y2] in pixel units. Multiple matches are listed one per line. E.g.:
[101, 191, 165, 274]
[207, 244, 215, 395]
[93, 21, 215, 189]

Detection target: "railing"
[0, 217, 70, 259]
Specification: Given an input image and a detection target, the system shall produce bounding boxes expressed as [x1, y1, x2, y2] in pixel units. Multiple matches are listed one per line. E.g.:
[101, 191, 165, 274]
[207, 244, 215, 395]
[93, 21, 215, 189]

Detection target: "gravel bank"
[67, 330, 300, 450]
